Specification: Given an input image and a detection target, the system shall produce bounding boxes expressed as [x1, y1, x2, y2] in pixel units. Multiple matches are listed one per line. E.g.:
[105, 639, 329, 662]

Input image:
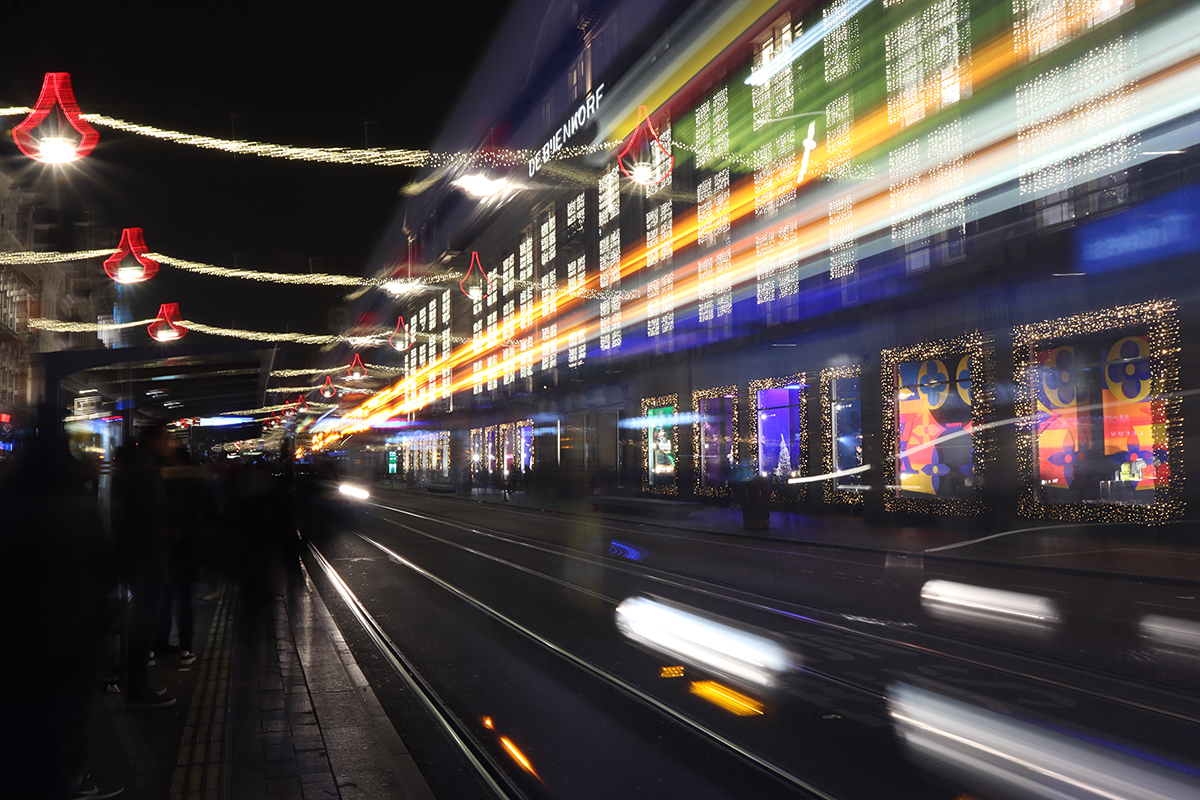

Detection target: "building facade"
[348, 0, 1200, 526]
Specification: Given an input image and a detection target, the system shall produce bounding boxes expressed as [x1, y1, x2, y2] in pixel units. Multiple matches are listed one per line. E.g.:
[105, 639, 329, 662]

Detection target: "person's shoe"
[124, 687, 176, 708]
[64, 774, 124, 798]
[146, 651, 155, 667]
[180, 650, 197, 666]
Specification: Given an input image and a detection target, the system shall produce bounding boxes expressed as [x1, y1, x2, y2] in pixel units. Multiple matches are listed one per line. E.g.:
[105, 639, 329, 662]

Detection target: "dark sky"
[1, 0, 512, 342]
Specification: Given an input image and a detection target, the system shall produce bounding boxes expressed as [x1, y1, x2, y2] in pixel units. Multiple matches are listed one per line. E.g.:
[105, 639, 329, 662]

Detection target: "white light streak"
[615, 596, 795, 692]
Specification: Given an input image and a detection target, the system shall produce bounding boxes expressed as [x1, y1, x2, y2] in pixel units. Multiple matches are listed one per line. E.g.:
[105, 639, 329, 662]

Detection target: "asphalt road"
[300, 490, 1200, 800]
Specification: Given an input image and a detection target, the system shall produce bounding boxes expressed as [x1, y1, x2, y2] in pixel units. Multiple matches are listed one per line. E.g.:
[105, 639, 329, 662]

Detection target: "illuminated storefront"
[358, 0, 1197, 521]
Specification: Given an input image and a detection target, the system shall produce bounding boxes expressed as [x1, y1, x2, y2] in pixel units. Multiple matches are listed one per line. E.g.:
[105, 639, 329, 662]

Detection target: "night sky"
[1, 0, 512, 349]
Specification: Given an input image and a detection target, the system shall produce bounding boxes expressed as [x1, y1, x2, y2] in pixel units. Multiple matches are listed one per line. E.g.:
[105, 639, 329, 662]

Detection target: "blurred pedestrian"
[155, 445, 204, 667]
[1, 408, 125, 798]
[112, 422, 177, 708]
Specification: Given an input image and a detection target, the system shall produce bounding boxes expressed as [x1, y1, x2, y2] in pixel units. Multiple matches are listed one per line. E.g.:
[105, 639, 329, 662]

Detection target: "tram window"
[831, 376, 863, 489]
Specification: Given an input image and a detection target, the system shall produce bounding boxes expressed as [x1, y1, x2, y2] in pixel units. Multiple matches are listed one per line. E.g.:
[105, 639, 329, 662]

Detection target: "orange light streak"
[499, 736, 539, 777]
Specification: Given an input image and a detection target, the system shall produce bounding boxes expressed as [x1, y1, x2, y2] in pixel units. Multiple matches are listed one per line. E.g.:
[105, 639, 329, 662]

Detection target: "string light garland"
[28, 317, 156, 332]
[748, 373, 808, 502]
[175, 320, 382, 347]
[1012, 300, 1183, 524]
[265, 385, 374, 394]
[879, 333, 996, 517]
[820, 365, 864, 507]
[642, 394, 680, 496]
[27, 316, 400, 347]
[0, 249, 116, 265]
[692, 386, 738, 497]
[0, 245, 469, 293]
[270, 364, 403, 377]
[149, 253, 379, 286]
[0, 106, 620, 168]
[219, 402, 335, 416]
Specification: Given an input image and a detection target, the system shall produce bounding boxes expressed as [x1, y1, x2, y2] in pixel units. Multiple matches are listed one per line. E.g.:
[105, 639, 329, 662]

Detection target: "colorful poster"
[896, 357, 974, 497]
[1101, 336, 1163, 500]
[1035, 345, 1085, 494]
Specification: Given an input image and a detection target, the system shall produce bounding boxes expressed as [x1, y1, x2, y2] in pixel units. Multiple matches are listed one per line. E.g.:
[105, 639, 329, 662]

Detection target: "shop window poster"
[1035, 335, 1164, 504]
[896, 356, 974, 497]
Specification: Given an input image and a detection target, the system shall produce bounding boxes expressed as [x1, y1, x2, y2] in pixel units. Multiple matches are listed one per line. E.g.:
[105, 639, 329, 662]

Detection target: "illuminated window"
[1014, 0, 1128, 60]
[694, 87, 729, 167]
[566, 193, 586, 237]
[643, 117, 673, 198]
[885, 0, 971, 130]
[1033, 335, 1161, 506]
[646, 202, 673, 337]
[752, 14, 795, 131]
[568, 327, 586, 369]
[756, 383, 804, 481]
[1016, 37, 1137, 200]
[541, 323, 557, 371]
[829, 195, 857, 280]
[647, 404, 676, 489]
[830, 374, 863, 490]
[824, 0, 860, 85]
[697, 391, 736, 493]
[598, 164, 620, 228]
[599, 230, 621, 351]
[567, 255, 585, 297]
[568, 52, 586, 102]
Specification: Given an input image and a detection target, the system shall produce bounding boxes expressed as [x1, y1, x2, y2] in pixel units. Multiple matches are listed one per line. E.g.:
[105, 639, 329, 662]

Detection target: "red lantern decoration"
[320, 376, 338, 399]
[460, 252, 489, 301]
[103, 228, 159, 284]
[347, 353, 367, 380]
[389, 315, 415, 351]
[295, 394, 309, 413]
[148, 303, 187, 342]
[13, 73, 99, 164]
[617, 105, 673, 186]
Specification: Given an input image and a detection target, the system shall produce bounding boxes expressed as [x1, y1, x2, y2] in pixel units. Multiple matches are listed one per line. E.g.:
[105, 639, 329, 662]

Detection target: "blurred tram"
[327, 0, 1200, 531]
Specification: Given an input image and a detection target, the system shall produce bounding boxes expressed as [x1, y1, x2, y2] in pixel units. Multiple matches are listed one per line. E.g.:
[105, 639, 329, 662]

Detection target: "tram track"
[360, 498, 1200, 731]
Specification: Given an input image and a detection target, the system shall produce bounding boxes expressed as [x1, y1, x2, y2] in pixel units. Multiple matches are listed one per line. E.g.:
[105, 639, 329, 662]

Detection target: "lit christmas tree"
[775, 434, 791, 482]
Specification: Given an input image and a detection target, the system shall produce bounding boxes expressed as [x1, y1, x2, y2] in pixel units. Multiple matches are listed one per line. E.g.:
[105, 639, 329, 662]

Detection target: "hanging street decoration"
[460, 251, 489, 301]
[13, 73, 99, 164]
[148, 303, 187, 342]
[103, 228, 159, 283]
[347, 353, 368, 380]
[618, 105, 673, 186]
[294, 394, 309, 413]
[320, 376, 338, 398]
[389, 315, 415, 351]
